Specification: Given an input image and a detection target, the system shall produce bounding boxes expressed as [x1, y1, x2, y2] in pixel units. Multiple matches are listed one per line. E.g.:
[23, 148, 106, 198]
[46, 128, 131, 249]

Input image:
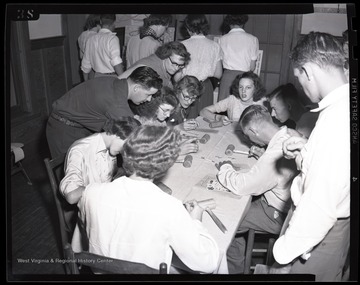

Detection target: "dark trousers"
[289, 218, 350, 281]
[227, 197, 286, 274]
[46, 116, 93, 159]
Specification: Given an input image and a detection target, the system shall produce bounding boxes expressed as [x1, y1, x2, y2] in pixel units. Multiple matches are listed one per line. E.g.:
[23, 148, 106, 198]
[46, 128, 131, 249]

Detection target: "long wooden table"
[160, 116, 257, 274]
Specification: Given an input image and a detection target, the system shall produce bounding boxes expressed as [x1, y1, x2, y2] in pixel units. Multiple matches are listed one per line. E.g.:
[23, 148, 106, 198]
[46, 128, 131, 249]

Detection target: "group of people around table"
[45, 12, 351, 280]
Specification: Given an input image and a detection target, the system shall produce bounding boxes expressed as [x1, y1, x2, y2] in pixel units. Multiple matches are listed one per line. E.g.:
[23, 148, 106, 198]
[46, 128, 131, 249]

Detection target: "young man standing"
[273, 32, 350, 281]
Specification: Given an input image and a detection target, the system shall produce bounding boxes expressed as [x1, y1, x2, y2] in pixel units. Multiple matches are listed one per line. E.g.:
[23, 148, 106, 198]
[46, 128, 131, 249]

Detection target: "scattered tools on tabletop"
[209, 121, 223, 128]
[175, 154, 193, 168]
[199, 134, 210, 144]
[225, 144, 249, 155]
[183, 155, 193, 168]
[184, 198, 227, 233]
[225, 144, 259, 159]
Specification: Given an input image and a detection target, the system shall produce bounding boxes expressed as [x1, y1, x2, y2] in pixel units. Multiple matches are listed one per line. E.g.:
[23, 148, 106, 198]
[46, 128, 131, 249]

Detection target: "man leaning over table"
[215, 104, 299, 274]
[271, 32, 350, 282]
[46, 66, 162, 159]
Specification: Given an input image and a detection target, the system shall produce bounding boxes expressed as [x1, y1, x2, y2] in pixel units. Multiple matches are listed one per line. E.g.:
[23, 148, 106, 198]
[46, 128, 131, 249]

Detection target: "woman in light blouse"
[200, 71, 266, 125]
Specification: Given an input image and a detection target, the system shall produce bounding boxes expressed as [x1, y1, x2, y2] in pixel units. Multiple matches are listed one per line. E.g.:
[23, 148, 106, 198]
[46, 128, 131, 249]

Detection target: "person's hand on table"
[215, 114, 231, 126]
[184, 200, 204, 221]
[179, 138, 199, 155]
[249, 145, 265, 159]
[183, 119, 199, 130]
[215, 160, 234, 170]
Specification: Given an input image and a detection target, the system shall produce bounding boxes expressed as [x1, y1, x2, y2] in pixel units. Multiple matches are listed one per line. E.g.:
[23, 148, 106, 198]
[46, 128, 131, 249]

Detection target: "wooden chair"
[64, 243, 168, 274]
[44, 155, 78, 274]
[11, 143, 32, 185]
[237, 229, 278, 274]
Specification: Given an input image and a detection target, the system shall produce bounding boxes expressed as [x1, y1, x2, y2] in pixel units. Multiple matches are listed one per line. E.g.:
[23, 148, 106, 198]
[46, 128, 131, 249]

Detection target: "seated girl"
[200, 71, 266, 125]
[135, 86, 200, 155]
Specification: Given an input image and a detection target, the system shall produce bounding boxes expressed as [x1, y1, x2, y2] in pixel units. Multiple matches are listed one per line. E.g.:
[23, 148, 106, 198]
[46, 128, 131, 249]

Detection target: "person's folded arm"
[60, 149, 87, 204]
[200, 99, 229, 121]
[273, 137, 348, 264]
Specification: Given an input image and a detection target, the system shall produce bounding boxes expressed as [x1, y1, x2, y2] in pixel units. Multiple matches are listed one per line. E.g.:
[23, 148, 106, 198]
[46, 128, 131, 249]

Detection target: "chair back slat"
[44, 155, 78, 274]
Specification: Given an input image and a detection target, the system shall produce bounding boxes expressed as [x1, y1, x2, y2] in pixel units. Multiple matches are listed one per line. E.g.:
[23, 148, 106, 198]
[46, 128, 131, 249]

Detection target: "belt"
[51, 113, 82, 128]
[95, 71, 116, 75]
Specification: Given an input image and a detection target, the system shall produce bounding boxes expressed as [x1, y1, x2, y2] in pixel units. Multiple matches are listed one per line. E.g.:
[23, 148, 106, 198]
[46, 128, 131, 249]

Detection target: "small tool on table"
[185, 198, 227, 233]
[225, 144, 259, 159]
[175, 155, 193, 168]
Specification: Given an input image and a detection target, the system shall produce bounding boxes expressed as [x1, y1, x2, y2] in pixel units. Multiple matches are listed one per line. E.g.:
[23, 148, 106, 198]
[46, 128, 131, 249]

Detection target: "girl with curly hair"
[200, 71, 266, 125]
[77, 125, 220, 273]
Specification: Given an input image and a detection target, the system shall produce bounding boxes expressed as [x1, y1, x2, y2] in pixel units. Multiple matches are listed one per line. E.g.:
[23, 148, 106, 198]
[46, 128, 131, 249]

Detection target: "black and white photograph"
[5, 3, 358, 282]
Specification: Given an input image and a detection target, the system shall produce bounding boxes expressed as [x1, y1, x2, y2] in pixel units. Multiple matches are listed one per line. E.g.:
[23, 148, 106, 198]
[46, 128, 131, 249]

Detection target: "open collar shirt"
[217, 126, 298, 213]
[273, 83, 350, 264]
[81, 28, 123, 74]
[78, 176, 220, 273]
[219, 28, 259, 71]
[60, 133, 116, 197]
[181, 35, 222, 81]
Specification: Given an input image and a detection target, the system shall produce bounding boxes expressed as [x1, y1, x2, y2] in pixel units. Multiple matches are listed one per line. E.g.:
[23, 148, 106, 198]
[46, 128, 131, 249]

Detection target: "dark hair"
[143, 14, 172, 28]
[129, 66, 163, 90]
[230, 71, 265, 101]
[289, 31, 346, 70]
[100, 14, 116, 27]
[122, 125, 180, 180]
[184, 14, 209, 35]
[103, 117, 140, 139]
[267, 83, 299, 105]
[174, 75, 204, 99]
[141, 87, 179, 119]
[155, 41, 191, 65]
[224, 14, 249, 28]
[239, 104, 271, 131]
[159, 87, 179, 111]
[83, 14, 101, 31]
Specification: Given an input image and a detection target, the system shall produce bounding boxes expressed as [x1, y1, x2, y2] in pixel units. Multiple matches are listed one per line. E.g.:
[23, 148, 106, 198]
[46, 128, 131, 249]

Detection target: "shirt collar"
[98, 28, 116, 35]
[311, 83, 349, 113]
[229, 28, 245, 33]
[190, 34, 206, 39]
[96, 134, 108, 154]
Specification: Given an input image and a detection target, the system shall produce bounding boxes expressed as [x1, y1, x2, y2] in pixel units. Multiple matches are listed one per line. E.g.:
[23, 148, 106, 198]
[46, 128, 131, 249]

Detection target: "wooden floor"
[8, 140, 65, 279]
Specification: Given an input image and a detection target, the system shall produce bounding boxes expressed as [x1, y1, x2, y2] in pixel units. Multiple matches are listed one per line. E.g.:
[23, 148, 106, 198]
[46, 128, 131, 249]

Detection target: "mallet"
[183, 155, 193, 168]
[175, 155, 193, 167]
[199, 134, 210, 144]
[225, 144, 249, 156]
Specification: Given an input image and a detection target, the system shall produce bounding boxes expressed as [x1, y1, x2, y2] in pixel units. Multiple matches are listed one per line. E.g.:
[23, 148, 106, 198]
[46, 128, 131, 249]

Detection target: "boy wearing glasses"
[119, 41, 190, 117]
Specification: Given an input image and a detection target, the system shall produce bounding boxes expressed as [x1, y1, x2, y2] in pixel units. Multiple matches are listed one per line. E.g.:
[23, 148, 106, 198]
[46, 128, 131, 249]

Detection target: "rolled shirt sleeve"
[60, 149, 87, 197]
[109, 36, 123, 66]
